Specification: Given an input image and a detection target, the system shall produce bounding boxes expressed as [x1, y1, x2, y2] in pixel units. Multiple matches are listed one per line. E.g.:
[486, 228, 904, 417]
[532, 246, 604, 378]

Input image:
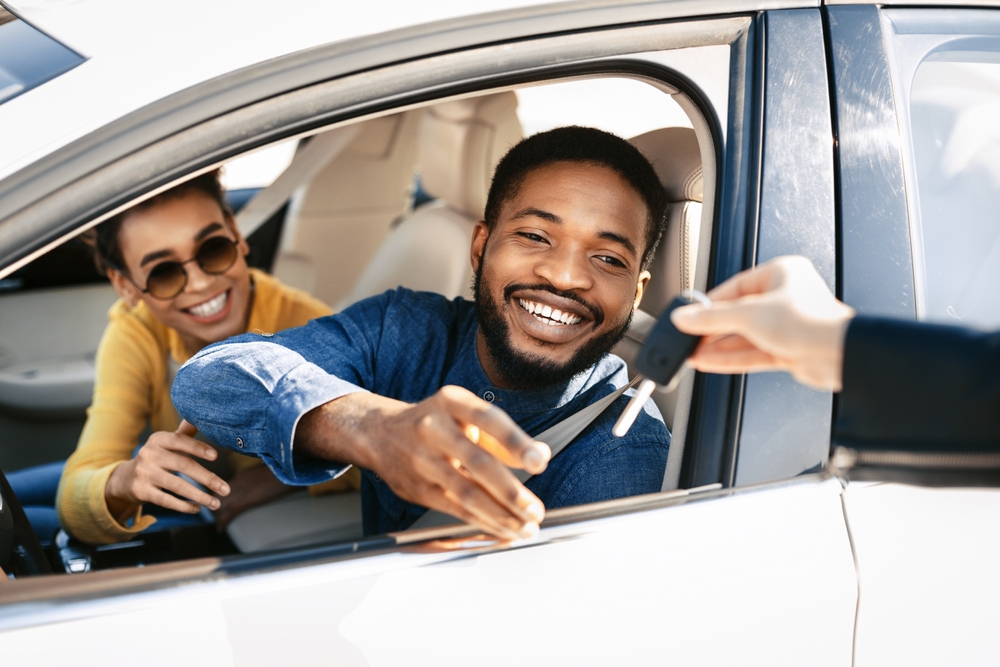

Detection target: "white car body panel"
[843, 483, 1000, 666]
[0, 0, 542, 181]
[1, 478, 858, 665]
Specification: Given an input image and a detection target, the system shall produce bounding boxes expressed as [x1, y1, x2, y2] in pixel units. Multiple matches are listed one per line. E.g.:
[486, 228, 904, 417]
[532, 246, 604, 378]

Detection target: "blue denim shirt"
[172, 289, 669, 534]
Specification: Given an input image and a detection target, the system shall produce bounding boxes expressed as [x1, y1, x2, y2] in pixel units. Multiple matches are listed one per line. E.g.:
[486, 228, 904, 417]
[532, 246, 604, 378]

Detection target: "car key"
[612, 291, 710, 437]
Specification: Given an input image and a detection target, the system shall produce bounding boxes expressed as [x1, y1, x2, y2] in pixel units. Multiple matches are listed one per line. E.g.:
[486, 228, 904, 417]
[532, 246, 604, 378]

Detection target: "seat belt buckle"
[612, 291, 710, 437]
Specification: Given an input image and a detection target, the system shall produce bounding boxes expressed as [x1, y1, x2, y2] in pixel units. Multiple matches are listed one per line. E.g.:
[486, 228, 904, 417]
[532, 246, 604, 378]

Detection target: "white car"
[1, 1, 999, 664]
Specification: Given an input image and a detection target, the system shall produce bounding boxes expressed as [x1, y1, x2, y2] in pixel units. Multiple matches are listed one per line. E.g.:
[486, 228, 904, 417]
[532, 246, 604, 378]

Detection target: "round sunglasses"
[118, 236, 241, 300]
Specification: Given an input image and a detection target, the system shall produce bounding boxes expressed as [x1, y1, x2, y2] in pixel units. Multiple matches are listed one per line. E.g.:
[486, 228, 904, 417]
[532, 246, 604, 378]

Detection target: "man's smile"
[517, 298, 583, 326]
[505, 287, 601, 346]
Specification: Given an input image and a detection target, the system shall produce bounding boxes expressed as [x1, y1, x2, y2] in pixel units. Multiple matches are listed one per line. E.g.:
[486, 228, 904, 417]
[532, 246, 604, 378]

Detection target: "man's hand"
[214, 464, 296, 531]
[298, 386, 551, 540]
[671, 255, 855, 391]
[105, 421, 231, 522]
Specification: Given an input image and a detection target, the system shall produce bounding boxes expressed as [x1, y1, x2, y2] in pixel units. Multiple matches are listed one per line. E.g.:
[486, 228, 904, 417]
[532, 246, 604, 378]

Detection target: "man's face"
[472, 161, 651, 389]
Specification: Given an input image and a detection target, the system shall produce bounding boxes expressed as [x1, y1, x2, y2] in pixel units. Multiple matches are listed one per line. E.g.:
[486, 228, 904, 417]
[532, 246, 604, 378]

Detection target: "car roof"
[3, 0, 993, 185]
[0, 0, 552, 181]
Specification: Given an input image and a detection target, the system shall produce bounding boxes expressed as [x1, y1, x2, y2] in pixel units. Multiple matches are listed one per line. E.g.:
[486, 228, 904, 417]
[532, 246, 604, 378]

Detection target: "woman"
[12, 170, 356, 546]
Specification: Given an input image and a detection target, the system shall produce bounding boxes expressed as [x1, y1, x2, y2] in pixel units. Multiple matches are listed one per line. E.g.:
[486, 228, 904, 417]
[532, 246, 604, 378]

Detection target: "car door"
[823, 5, 1000, 665]
[0, 4, 859, 664]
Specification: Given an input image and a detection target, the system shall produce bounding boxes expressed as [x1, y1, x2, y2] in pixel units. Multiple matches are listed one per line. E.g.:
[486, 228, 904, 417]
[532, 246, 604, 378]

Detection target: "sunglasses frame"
[113, 235, 242, 301]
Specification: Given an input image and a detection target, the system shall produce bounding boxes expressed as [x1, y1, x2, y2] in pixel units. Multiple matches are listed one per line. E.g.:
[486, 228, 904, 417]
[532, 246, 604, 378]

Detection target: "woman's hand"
[213, 464, 296, 530]
[104, 421, 230, 522]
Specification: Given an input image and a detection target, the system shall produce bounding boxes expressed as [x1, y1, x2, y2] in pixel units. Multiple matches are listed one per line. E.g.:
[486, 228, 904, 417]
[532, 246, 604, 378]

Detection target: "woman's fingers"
[141, 486, 203, 515]
[175, 419, 198, 437]
[141, 467, 220, 510]
[140, 435, 229, 495]
[156, 431, 218, 462]
[159, 449, 230, 497]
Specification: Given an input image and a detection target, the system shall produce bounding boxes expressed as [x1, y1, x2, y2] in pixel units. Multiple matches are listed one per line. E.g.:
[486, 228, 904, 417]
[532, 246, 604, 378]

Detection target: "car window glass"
[515, 78, 692, 137]
[0, 7, 84, 106]
[221, 139, 297, 191]
[1, 63, 717, 573]
[885, 9, 1000, 328]
[909, 57, 1000, 327]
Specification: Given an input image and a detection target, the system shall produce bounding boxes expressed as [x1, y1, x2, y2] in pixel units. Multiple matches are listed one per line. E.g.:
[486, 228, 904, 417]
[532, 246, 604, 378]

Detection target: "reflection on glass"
[910, 57, 1000, 327]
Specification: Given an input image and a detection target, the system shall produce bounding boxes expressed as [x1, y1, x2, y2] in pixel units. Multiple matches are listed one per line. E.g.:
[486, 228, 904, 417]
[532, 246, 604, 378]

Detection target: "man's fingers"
[436, 468, 531, 539]
[415, 413, 544, 526]
[438, 386, 550, 474]
[408, 455, 524, 539]
[175, 419, 198, 437]
[427, 479, 537, 540]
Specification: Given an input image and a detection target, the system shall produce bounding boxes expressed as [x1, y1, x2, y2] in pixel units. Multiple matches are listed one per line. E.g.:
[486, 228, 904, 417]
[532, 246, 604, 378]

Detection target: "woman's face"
[109, 190, 253, 352]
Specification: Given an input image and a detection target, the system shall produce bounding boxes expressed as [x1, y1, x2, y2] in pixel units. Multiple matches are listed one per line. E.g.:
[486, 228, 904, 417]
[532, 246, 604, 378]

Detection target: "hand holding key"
[613, 292, 709, 437]
[671, 256, 854, 391]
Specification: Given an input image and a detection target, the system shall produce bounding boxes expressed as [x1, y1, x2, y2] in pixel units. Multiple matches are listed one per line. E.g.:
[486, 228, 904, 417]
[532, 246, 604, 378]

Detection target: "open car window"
[0, 9, 758, 601]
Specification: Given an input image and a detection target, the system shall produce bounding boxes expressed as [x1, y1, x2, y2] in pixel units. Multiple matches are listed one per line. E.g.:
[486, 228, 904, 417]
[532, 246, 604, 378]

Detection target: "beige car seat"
[613, 127, 703, 430]
[337, 91, 523, 309]
[272, 110, 424, 307]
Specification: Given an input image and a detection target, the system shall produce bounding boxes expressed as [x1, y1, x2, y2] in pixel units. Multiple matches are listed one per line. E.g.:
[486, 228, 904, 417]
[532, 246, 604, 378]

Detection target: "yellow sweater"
[57, 269, 357, 544]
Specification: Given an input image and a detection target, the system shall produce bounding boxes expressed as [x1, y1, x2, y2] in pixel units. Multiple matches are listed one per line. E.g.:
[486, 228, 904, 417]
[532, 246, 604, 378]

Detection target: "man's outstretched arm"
[172, 333, 549, 539]
[296, 387, 548, 539]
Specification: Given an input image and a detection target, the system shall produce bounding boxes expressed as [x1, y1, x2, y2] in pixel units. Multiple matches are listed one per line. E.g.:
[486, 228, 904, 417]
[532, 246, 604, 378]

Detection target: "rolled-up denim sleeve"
[172, 335, 365, 485]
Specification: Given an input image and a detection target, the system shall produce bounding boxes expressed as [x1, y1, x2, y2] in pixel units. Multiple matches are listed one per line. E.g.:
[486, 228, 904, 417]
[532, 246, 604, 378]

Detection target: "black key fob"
[635, 292, 707, 386]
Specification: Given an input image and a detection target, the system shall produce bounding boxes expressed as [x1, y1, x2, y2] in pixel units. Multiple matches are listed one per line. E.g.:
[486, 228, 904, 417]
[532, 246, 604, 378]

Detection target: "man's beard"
[473, 261, 634, 391]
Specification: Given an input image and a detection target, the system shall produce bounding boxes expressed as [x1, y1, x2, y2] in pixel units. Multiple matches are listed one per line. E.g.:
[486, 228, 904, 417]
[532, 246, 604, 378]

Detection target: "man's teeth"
[518, 298, 582, 325]
[188, 291, 228, 318]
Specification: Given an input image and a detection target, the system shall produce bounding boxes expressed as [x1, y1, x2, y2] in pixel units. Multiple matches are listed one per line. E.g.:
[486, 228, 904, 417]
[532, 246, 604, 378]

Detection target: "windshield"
[0, 5, 84, 106]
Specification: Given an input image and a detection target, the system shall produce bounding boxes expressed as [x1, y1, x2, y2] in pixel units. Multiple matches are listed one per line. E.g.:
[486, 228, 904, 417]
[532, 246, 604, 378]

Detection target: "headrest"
[629, 127, 703, 203]
[419, 92, 524, 219]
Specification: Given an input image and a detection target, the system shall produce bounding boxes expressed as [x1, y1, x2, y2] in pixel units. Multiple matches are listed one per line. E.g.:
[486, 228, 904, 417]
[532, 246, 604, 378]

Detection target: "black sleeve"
[833, 316, 1000, 450]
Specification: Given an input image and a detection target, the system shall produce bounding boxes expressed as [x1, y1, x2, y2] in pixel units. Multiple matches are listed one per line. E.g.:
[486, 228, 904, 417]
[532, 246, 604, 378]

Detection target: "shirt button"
[483, 391, 495, 403]
[236, 437, 244, 448]
[373, 472, 382, 482]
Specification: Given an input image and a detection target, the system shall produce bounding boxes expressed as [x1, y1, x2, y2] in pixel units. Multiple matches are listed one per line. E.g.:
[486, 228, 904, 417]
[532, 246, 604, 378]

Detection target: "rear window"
[0, 5, 84, 105]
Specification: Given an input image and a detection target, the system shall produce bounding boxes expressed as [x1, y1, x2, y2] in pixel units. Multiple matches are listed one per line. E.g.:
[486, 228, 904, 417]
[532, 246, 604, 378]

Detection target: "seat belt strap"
[512, 374, 642, 482]
[410, 374, 642, 529]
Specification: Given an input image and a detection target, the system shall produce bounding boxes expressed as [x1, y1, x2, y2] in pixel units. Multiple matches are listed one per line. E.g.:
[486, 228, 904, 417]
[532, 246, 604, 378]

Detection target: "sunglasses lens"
[146, 263, 187, 299]
[198, 237, 238, 275]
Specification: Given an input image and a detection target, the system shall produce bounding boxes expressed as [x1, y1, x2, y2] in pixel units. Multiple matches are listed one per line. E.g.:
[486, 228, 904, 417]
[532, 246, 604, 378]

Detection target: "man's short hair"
[484, 126, 668, 271]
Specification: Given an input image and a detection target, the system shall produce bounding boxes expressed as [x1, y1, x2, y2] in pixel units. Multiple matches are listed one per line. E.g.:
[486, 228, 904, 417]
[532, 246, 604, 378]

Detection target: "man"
[173, 126, 671, 540]
[671, 255, 1000, 447]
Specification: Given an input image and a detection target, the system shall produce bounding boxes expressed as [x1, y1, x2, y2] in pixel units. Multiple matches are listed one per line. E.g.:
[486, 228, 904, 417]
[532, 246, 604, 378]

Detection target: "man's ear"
[633, 269, 652, 311]
[470, 221, 489, 273]
[107, 268, 141, 308]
